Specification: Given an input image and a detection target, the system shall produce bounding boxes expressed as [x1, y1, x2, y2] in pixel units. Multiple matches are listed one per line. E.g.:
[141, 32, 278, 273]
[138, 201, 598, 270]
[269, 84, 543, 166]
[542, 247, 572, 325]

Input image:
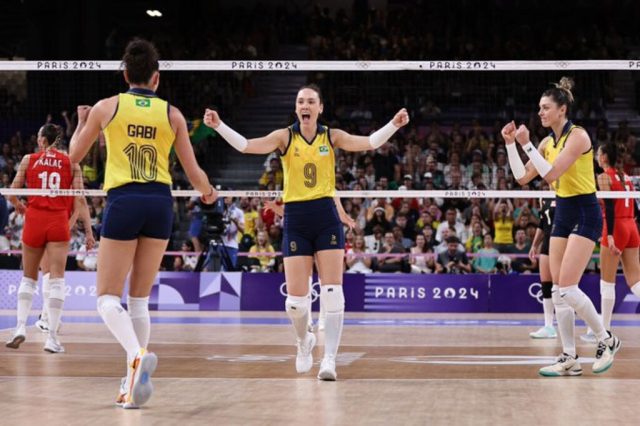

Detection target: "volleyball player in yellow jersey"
[69, 39, 217, 408]
[204, 85, 408, 380]
[503, 77, 620, 376]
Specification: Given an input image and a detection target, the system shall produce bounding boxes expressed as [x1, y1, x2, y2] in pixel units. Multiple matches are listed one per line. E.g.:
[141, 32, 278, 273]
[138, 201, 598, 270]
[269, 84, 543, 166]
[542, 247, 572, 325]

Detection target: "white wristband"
[216, 122, 248, 152]
[369, 121, 398, 149]
[522, 142, 552, 178]
[505, 143, 526, 180]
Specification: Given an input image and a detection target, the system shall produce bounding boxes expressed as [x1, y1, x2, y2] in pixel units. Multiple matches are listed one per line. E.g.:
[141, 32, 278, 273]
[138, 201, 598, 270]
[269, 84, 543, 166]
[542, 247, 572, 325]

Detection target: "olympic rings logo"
[279, 281, 321, 302]
[555, 61, 569, 69]
[528, 282, 543, 304]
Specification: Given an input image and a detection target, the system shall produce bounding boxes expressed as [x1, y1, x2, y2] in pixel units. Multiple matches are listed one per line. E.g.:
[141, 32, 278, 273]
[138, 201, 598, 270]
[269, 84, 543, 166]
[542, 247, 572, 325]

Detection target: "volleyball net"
[0, 60, 638, 268]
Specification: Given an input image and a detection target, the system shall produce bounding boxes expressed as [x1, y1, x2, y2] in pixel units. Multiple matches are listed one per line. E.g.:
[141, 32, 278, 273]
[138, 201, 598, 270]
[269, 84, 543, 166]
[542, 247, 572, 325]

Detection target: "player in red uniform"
[5, 124, 93, 353]
[582, 141, 640, 342]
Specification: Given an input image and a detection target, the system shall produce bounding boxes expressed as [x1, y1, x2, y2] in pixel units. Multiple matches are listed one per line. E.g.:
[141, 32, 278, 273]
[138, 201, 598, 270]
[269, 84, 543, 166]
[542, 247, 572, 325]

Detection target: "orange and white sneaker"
[116, 349, 158, 409]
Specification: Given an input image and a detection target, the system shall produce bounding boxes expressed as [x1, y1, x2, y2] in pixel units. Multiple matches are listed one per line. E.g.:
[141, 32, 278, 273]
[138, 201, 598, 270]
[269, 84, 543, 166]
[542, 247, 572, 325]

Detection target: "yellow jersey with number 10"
[103, 90, 175, 191]
[544, 121, 596, 198]
[281, 122, 335, 203]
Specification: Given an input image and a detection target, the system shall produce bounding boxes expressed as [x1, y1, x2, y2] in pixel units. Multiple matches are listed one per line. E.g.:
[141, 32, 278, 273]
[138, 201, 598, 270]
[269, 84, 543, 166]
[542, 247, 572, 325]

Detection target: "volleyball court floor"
[0, 310, 638, 425]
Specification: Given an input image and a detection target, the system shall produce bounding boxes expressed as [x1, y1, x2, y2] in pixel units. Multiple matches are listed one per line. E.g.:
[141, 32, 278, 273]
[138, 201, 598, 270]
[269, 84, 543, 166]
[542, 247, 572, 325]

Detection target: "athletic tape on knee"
[127, 296, 150, 319]
[97, 294, 124, 316]
[285, 295, 309, 318]
[600, 280, 616, 300]
[321, 285, 345, 313]
[541, 282, 552, 299]
[48, 278, 66, 301]
[18, 277, 37, 297]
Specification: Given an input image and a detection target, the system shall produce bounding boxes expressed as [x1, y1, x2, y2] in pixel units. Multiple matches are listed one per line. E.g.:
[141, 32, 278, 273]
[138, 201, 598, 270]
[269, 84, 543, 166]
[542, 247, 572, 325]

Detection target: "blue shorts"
[551, 193, 602, 243]
[282, 197, 345, 257]
[101, 182, 173, 241]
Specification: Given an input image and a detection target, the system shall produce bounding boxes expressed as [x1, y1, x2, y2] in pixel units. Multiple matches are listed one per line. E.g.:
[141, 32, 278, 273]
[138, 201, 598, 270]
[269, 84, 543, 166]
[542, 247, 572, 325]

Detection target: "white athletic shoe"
[35, 315, 49, 333]
[117, 349, 158, 409]
[529, 325, 557, 339]
[539, 353, 582, 377]
[43, 336, 65, 353]
[295, 332, 316, 373]
[5, 325, 26, 349]
[318, 356, 337, 381]
[580, 328, 597, 344]
[592, 332, 621, 374]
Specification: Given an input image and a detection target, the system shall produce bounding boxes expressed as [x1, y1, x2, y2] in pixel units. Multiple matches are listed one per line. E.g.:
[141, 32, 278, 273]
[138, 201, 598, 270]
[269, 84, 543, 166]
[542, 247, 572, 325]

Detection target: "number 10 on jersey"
[123, 143, 158, 181]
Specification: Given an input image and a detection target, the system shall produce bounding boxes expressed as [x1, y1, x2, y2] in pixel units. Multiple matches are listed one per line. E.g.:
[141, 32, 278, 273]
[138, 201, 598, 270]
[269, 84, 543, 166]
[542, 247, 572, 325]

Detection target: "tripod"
[195, 234, 235, 272]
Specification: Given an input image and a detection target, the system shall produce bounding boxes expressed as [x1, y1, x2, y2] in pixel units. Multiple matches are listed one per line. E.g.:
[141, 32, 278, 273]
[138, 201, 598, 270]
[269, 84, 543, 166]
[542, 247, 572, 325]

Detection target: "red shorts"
[22, 208, 70, 248]
[601, 217, 640, 249]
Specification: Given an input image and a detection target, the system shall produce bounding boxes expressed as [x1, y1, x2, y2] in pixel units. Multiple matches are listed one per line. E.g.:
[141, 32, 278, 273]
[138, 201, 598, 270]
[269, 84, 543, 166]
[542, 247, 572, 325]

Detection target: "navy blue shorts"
[282, 197, 345, 257]
[551, 193, 602, 243]
[101, 182, 173, 241]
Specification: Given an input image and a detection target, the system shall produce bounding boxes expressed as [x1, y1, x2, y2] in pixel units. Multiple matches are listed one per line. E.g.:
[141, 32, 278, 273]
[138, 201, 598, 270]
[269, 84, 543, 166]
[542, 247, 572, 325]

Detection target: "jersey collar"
[549, 120, 572, 144]
[126, 87, 158, 97]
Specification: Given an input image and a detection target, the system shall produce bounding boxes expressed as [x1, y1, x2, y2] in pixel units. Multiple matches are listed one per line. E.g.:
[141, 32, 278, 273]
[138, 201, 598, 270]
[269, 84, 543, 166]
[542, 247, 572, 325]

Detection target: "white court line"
[1, 376, 639, 383]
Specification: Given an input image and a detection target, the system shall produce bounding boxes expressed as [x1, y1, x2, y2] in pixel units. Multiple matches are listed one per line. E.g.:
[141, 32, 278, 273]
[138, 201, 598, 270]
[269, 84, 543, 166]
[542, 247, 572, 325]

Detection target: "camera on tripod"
[195, 197, 235, 272]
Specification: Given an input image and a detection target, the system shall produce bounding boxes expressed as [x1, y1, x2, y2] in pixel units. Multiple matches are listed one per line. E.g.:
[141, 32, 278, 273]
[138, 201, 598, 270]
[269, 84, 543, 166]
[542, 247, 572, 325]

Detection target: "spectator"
[473, 234, 499, 274]
[248, 230, 276, 272]
[493, 199, 514, 252]
[436, 236, 471, 274]
[345, 234, 373, 273]
[173, 241, 199, 272]
[506, 229, 537, 274]
[435, 208, 467, 243]
[410, 234, 435, 274]
[377, 231, 406, 273]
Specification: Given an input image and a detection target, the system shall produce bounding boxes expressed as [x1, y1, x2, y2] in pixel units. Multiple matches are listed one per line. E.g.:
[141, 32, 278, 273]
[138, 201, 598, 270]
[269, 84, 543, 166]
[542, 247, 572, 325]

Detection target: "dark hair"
[542, 76, 575, 116]
[599, 141, 626, 183]
[446, 236, 460, 244]
[39, 123, 62, 146]
[298, 83, 323, 103]
[122, 38, 159, 85]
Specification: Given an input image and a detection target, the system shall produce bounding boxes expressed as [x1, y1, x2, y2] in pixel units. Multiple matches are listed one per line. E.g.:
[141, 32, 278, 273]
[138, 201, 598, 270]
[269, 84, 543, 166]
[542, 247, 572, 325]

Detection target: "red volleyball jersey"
[26, 149, 74, 213]
[604, 167, 634, 219]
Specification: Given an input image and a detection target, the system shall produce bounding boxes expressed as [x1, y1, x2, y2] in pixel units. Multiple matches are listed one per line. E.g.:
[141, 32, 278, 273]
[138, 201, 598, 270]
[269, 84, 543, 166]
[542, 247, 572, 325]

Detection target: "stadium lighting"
[146, 10, 163, 17]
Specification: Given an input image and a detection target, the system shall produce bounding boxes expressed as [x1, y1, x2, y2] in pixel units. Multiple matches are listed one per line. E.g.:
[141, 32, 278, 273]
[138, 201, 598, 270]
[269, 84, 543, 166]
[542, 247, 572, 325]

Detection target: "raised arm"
[515, 125, 591, 184]
[69, 99, 113, 163]
[203, 109, 288, 154]
[331, 108, 409, 152]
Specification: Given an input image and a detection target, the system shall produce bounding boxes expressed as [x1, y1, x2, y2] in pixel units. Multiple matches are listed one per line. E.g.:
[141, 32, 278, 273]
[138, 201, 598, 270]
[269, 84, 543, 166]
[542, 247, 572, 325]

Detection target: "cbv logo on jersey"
[319, 145, 329, 156]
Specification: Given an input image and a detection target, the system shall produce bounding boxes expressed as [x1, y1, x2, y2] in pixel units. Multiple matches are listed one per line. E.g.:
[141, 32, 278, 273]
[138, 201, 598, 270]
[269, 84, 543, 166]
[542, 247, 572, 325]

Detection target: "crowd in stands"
[2, 1, 640, 273]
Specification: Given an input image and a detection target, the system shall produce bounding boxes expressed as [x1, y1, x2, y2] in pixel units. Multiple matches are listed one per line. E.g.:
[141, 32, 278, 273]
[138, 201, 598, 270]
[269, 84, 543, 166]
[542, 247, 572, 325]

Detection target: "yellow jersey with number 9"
[543, 121, 596, 198]
[281, 122, 335, 203]
[103, 89, 175, 191]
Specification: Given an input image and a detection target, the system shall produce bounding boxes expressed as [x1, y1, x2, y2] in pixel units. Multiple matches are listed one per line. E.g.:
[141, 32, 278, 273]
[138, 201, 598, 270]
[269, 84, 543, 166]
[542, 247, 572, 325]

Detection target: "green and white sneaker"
[592, 332, 621, 374]
[529, 326, 557, 339]
[539, 353, 582, 377]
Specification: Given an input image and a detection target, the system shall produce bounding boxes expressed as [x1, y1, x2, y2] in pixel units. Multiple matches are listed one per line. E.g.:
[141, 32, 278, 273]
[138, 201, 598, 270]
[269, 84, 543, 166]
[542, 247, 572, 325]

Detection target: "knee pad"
[541, 282, 552, 299]
[285, 295, 309, 318]
[559, 285, 583, 307]
[551, 284, 565, 306]
[97, 294, 124, 316]
[18, 277, 37, 296]
[48, 278, 66, 301]
[600, 280, 616, 300]
[321, 285, 345, 313]
[127, 296, 150, 319]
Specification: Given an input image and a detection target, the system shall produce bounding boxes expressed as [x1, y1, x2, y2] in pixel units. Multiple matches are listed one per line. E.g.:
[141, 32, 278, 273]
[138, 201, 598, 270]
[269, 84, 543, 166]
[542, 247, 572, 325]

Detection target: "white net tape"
[1, 60, 640, 72]
[0, 188, 637, 199]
